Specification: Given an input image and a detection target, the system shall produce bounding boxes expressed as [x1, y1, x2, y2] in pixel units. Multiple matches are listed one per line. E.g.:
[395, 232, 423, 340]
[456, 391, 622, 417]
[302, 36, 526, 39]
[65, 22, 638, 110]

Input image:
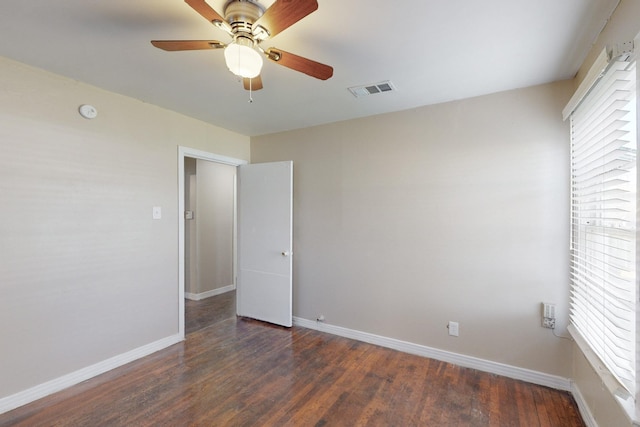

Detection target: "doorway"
[177, 147, 247, 339]
[184, 158, 236, 300]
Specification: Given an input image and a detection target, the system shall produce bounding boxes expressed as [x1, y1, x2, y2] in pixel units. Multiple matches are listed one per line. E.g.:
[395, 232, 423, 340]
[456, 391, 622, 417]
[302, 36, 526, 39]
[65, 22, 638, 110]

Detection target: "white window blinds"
[569, 56, 637, 393]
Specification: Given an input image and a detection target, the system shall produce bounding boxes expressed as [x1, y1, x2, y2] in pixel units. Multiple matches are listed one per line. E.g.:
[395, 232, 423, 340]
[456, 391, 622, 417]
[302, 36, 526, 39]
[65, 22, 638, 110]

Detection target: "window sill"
[568, 325, 640, 425]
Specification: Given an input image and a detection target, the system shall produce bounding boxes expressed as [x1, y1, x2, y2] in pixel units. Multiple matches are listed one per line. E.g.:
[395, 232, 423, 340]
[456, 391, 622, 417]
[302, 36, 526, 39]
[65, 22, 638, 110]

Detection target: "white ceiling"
[0, 0, 619, 136]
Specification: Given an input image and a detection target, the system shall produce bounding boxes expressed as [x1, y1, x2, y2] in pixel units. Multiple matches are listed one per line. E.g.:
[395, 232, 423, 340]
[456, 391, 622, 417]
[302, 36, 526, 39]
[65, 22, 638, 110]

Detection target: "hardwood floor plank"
[282, 342, 377, 424]
[0, 292, 586, 427]
[514, 379, 539, 426]
[357, 349, 418, 425]
[261, 334, 358, 425]
[458, 369, 490, 425]
[315, 352, 389, 425]
[185, 291, 236, 335]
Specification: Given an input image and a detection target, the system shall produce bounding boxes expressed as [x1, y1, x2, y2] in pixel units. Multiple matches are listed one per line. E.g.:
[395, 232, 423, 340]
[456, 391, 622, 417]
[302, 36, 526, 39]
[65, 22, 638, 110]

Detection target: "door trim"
[177, 146, 247, 339]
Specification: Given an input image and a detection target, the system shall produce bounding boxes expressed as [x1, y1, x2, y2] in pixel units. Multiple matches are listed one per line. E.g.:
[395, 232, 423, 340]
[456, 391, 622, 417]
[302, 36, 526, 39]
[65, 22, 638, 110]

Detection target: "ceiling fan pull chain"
[248, 78, 254, 103]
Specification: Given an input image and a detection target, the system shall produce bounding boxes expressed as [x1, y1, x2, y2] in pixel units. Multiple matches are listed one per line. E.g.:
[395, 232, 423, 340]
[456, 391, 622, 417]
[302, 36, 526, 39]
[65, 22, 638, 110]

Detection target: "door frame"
[177, 146, 247, 339]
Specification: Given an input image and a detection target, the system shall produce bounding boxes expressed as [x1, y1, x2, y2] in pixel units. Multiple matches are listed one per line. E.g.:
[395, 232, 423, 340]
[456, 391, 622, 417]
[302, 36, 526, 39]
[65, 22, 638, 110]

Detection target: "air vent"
[348, 80, 396, 98]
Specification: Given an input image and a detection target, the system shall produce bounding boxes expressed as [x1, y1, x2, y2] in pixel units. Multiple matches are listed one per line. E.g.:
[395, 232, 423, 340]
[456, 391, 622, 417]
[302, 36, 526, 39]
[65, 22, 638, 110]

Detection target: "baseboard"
[185, 284, 236, 301]
[571, 383, 598, 427]
[0, 334, 182, 415]
[293, 317, 572, 392]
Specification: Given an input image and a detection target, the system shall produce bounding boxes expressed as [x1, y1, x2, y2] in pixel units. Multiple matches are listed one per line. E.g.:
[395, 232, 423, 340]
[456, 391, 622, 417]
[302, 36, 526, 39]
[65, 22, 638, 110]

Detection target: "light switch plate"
[153, 206, 162, 220]
[448, 321, 459, 337]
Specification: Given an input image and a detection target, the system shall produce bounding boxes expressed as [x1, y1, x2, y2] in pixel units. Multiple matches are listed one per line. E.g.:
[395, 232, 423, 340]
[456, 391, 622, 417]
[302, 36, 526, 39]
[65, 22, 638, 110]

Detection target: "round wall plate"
[78, 104, 98, 119]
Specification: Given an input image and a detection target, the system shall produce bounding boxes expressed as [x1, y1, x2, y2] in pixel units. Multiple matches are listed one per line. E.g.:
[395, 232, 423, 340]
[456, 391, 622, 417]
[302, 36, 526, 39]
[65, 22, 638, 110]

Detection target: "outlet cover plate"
[542, 317, 556, 329]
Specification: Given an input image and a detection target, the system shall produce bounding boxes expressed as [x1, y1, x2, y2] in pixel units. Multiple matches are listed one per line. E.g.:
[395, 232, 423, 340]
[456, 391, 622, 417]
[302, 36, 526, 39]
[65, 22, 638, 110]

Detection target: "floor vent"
[348, 80, 396, 98]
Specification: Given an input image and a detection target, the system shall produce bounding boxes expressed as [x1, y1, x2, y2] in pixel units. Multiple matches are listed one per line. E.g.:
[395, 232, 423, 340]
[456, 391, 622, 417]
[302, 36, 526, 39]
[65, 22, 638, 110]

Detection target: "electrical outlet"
[542, 317, 556, 329]
[448, 321, 459, 337]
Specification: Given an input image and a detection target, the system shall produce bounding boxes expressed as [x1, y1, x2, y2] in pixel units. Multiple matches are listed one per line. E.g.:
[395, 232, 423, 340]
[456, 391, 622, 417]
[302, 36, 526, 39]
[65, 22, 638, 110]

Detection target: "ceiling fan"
[151, 0, 333, 91]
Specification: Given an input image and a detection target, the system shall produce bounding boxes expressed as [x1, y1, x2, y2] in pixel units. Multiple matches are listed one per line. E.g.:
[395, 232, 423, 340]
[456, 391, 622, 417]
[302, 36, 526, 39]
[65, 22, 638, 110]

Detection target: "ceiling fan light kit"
[151, 0, 333, 91]
[224, 36, 263, 78]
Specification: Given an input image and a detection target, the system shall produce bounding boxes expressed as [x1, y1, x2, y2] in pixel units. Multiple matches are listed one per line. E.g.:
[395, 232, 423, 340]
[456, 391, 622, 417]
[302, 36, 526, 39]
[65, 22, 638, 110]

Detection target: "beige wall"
[0, 56, 249, 399]
[252, 80, 574, 377]
[194, 159, 236, 294]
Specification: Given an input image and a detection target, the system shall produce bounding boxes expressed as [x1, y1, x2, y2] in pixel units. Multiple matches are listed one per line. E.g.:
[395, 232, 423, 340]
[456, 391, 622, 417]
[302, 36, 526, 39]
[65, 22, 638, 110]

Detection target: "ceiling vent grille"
[348, 80, 396, 98]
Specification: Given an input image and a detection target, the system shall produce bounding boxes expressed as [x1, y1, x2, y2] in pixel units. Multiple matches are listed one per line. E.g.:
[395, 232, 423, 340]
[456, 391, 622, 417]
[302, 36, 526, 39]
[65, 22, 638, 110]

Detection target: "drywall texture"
[0, 56, 249, 399]
[252, 80, 574, 378]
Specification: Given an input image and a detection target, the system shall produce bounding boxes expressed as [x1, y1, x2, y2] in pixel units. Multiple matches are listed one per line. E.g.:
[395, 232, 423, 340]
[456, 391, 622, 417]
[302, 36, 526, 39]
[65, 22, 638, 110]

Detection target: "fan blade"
[266, 48, 333, 80]
[184, 0, 225, 24]
[243, 75, 264, 91]
[151, 40, 225, 51]
[253, 0, 318, 39]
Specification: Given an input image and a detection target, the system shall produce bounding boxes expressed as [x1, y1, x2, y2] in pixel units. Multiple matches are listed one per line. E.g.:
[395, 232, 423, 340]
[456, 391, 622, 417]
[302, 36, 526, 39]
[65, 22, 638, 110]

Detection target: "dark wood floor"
[185, 290, 236, 335]
[1, 291, 585, 426]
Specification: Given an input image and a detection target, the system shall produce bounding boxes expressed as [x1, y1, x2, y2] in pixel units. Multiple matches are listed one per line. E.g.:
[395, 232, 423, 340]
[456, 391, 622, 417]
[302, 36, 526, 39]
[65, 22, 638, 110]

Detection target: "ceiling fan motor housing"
[224, 0, 265, 41]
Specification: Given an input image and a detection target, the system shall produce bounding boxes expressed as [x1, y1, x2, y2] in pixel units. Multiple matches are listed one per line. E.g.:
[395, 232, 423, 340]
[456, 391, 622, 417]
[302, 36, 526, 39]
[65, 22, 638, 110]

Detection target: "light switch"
[153, 206, 162, 220]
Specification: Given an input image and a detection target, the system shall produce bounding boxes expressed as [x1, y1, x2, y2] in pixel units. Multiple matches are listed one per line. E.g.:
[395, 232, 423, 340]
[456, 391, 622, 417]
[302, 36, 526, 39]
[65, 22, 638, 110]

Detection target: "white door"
[237, 161, 293, 327]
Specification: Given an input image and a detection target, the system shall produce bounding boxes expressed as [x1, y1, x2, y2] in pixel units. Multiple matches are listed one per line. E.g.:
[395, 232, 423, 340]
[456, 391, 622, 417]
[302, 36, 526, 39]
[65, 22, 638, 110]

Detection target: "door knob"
[281, 251, 290, 257]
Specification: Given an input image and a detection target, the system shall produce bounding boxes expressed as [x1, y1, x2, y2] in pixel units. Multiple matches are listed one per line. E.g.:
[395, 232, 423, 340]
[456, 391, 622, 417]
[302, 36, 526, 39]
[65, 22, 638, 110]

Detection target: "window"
[567, 48, 637, 395]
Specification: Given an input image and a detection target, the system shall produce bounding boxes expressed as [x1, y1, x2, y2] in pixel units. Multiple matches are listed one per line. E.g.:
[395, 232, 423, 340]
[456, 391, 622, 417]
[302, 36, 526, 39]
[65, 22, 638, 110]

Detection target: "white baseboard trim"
[185, 284, 236, 301]
[293, 317, 572, 392]
[571, 383, 598, 427]
[0, 334, 182, 415]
